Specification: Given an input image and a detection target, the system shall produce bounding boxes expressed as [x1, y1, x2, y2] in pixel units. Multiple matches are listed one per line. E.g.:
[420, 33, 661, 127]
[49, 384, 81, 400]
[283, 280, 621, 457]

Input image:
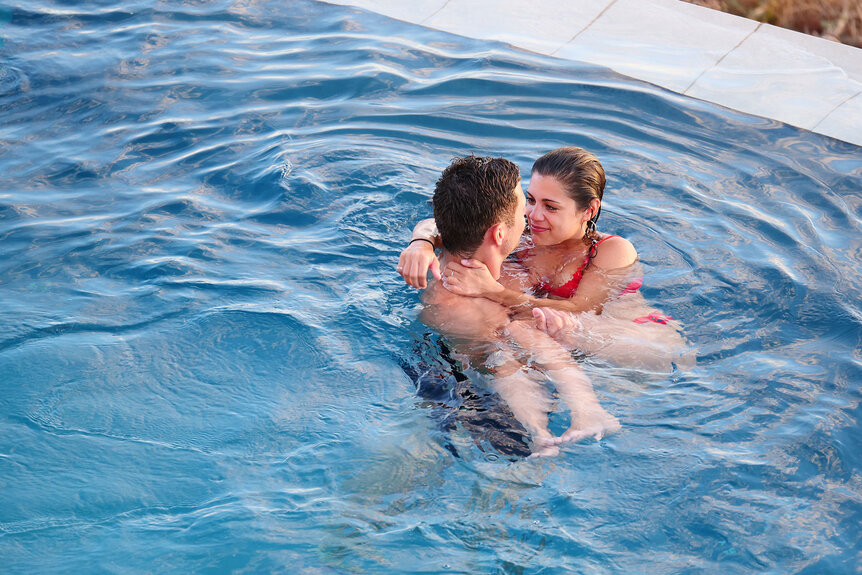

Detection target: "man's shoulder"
[420, 282, 509, 341]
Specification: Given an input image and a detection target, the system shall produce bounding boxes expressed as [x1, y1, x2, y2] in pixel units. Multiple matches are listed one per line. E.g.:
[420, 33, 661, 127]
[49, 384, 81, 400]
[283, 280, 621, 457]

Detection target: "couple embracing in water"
[398, 147, 690, 457]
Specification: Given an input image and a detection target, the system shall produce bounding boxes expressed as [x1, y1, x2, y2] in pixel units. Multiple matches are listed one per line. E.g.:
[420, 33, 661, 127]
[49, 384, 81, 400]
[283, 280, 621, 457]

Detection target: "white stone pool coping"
[321, 0, 862, 147]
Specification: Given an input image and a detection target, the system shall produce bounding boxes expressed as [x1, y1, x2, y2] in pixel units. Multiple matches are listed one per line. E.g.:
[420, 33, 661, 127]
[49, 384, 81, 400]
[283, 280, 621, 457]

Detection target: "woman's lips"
[530, 223, 548, 233]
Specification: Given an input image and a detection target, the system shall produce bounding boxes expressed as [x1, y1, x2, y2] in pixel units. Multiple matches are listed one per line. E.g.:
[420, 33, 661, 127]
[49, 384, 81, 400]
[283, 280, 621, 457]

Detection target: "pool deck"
[322, 0, 862, 147]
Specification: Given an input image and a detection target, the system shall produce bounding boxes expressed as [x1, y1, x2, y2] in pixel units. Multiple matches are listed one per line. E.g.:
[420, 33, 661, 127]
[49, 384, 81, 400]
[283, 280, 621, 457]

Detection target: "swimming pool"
[1, 0, 860, 572]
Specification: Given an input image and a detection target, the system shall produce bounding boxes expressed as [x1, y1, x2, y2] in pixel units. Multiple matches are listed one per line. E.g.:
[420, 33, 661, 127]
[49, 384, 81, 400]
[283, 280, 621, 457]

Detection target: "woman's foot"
[529, 435, 561, 458]
[555, 408, 620, 444]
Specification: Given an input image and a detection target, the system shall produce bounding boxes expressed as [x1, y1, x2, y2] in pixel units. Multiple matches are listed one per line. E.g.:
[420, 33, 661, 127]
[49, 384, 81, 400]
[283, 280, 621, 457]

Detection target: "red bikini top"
[537, 235, 642, 298]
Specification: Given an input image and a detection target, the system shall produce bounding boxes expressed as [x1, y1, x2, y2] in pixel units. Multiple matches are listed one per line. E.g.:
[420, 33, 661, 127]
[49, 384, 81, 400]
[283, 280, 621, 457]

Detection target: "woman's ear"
[589, 198, 601, 219]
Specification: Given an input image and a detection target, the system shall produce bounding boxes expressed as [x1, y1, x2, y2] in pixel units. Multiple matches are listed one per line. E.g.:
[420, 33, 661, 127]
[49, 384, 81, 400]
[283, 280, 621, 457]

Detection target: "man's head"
[432, 155, 524, 258]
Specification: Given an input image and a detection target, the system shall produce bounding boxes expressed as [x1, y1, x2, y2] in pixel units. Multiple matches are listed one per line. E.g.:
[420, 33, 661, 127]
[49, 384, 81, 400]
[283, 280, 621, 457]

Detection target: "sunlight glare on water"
[0, 0, 860, 573]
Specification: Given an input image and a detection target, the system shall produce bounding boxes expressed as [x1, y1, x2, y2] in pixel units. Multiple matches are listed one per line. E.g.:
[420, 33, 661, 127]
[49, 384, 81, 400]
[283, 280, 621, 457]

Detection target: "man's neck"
[440, 244, 503, 280]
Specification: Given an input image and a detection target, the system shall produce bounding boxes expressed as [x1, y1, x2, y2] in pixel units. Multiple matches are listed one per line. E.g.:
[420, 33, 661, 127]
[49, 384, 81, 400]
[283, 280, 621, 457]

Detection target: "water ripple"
[1, 0, 860, 572]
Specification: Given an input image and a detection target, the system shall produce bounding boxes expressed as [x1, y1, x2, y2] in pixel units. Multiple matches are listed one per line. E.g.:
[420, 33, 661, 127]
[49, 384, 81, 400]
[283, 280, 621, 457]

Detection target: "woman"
[399, 146, 689, 372]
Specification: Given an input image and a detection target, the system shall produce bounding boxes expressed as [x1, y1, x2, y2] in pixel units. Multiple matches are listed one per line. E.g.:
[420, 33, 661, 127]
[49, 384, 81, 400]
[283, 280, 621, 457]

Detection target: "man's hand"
[442, 259, 502, 298]
[397, 241, 440, 289]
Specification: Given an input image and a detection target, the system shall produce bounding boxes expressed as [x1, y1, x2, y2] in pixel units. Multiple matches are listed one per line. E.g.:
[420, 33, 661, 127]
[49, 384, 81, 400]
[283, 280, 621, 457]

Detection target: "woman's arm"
[409, 218, 441, 247]
[444, 235, 639, 314]
[444, 260, 606, 313]
[397, 218, 442, 289]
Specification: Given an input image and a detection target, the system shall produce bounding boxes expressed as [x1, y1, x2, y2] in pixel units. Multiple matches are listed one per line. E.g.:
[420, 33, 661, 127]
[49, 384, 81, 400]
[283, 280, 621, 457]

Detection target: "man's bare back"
[421, 278, 510, 343]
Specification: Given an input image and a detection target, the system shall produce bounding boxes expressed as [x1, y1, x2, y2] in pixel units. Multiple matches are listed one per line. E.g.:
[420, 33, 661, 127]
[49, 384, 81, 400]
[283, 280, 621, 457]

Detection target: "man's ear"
[486, 223, 505, 246]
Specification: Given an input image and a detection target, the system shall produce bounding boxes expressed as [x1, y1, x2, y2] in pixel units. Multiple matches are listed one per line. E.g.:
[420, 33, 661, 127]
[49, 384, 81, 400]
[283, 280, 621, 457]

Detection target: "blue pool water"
[1, 1, 861, 572]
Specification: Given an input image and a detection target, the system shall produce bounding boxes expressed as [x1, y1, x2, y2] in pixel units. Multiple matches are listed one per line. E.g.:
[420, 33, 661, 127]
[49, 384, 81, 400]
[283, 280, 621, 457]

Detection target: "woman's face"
[525, 173, 592, 246]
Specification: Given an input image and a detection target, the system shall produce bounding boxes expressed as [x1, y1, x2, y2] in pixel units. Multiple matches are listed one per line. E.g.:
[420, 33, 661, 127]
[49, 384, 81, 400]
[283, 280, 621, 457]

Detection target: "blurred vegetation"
[683, 0, 862, 48]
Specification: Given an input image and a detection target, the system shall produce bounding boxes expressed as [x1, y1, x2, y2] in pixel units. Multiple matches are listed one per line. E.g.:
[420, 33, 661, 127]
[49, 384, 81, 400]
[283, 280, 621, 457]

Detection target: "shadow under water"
[400, 335, 532, 459]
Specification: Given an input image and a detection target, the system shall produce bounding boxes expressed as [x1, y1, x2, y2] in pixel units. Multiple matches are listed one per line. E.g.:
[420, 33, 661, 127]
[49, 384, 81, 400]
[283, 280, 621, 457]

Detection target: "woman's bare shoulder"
[593, 234, 637, 269]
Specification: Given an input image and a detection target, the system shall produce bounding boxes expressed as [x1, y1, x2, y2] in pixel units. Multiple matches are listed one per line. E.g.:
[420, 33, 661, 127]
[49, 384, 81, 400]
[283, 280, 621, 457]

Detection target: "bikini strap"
[585, 234, 620, 267]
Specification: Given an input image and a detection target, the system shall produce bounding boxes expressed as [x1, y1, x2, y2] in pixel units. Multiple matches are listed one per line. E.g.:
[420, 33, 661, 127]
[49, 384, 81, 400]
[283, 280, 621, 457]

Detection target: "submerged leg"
[490, 368, 558, 457]
[534, 307, 693, 373]
[489, 353, 559, 457]
[504, 320, 620, 444]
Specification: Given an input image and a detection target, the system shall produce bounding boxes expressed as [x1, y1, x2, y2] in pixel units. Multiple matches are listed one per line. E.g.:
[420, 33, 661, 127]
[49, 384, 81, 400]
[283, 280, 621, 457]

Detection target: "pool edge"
[319, 0, 862, 148]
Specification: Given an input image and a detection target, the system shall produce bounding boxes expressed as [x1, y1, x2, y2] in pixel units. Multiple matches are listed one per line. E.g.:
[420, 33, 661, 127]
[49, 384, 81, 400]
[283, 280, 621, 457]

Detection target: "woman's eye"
[546, 205, 557, 211]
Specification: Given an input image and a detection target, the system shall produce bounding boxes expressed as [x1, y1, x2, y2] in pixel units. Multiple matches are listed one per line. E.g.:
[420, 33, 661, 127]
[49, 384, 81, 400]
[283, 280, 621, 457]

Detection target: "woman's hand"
[397, 241, 440, 289]
[533, 307, 581, 338]
[442, 259, 503, 298]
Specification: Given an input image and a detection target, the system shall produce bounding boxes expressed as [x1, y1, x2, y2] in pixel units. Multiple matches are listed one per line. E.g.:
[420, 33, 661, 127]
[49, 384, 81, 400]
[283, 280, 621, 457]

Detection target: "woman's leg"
[489, 362, 558, 456]
[534, 307, 692, 372]
[503, 320, 620, 443]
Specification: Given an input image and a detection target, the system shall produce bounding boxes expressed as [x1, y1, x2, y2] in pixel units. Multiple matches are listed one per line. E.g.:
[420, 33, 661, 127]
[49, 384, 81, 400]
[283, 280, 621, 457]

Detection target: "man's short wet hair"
[432, 155, 521, 256]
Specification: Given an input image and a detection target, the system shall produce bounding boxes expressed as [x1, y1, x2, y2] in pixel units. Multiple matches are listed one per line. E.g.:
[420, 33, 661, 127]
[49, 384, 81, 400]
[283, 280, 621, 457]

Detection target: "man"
[413, 156, 619, 456]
